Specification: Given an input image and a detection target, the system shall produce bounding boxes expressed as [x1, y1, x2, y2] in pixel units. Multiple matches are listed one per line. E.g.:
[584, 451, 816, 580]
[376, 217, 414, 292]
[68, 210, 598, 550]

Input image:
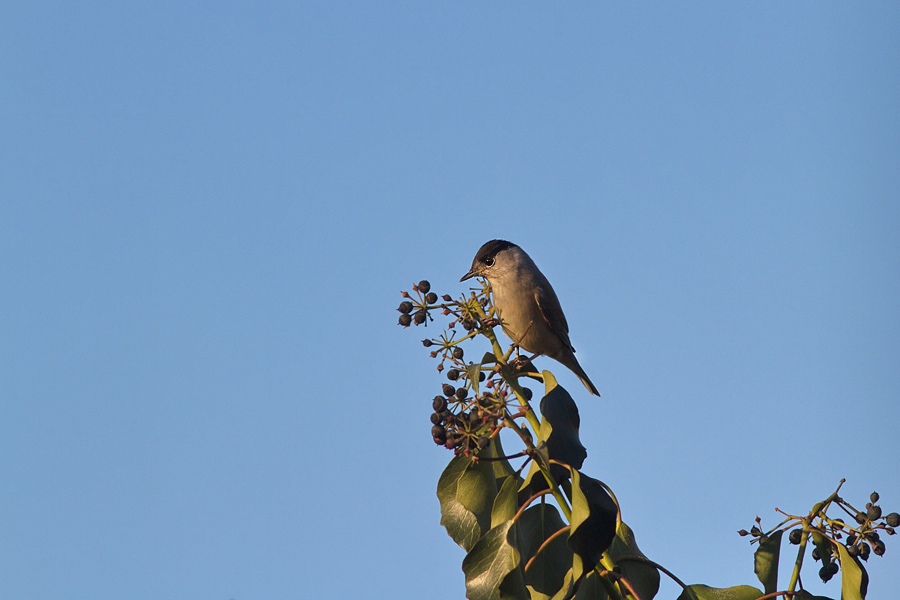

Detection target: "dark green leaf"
[489, 436, 517, 482]
[675, 584, 763, 600]
[794, 591, 834, 600]
[518, 503, 571, 597]
[520, 372, 587, 494]
[608, 521, 660, 600]
[754, 529, 782, 594]
[837, 542, 868, 600]
[572, 570, 608, 600]
[462, 520, 523, 600]
[438, 454, 498, 551]
[568, 469, 618, 580]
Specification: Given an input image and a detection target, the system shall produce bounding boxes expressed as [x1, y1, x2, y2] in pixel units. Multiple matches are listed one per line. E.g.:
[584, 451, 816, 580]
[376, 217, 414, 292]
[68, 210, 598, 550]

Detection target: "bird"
[460, 240, 599, 396]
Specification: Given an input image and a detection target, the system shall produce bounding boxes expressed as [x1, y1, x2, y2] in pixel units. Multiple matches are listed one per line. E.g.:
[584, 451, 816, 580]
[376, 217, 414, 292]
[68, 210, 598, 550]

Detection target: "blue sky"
[2, 2, 898, 599]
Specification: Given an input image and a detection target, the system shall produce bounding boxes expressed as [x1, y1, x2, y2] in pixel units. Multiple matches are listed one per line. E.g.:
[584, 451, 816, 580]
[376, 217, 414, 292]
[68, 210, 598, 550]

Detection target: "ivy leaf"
[438, 454, 498, 551]
[608, 521, 659, 600]
[572, 570, 607, 599]
[837, 542, 868, 600]
[489, 435, 517, 482]
[568, 469, 618, 581]
[520, 372, 587, 493]
[793, 591, 834, 600]
[518, 503, 571, 597]
[462, 520, 524, 600]
[676, 584, 763, 600]
[753, 529, 782, 594]
[491, 475, 520, 529]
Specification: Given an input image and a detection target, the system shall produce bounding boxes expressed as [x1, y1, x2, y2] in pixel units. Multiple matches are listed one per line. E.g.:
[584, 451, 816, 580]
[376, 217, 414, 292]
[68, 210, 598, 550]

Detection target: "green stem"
[787, 519, 809, 594]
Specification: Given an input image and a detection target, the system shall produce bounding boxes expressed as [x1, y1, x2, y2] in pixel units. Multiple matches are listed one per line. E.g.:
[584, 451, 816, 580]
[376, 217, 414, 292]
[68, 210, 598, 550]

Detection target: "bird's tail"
[559, 352, 600, 397]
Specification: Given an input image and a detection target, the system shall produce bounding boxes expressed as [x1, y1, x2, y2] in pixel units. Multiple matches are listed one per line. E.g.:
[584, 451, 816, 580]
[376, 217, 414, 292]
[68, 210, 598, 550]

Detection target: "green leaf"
[793, 591, 834, 600]
[490, 435, 517, 482]
[518, 503, 571, 597]
[572, 570, 608, 600]
[607, 521, 660, 600]
[492, 476, 520, 529]
[520, 373, 587, 494]
[438, 454, 499, 551]
[462, 520, 523, 600]
[675, 584, 763, 600]
[568, 469, 618, 580]
[753, 529, 782, 594]
[837, 542, 868, 600]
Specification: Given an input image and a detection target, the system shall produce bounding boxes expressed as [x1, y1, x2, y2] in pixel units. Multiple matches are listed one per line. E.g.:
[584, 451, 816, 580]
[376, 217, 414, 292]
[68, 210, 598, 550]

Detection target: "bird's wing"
[534, 285, 574, 352]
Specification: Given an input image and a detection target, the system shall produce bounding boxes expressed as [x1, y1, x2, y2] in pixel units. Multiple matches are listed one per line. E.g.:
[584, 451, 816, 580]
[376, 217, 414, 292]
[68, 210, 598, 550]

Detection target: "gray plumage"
[460, 240, 599, 396]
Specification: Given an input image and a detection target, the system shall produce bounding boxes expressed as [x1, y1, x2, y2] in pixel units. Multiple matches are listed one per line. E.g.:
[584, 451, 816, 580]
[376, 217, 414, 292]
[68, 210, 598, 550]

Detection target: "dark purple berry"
[413, 310, 426, 325]
[848, 544, 859, 557]
[871, 491, 880, 504]
[867, 505, 882, 521]
[398, 301, 413, 314]
[417, 280, 431, 294]
[478, 372, 486, 382]
[425, 292, 438, 304]
[860, 543, 871, 561]
[886, 513, 900, 527]
[854, 512, 866, 524]
[522, 388, 533, 400]
[433, 396, 447, 411]
[873, 540, 886, 556]
[432, 424, 446, 440]
[447, 369, 460, 381]
[452, 347, 464, 360]
[789, 529, 803, 545]
[811, 547, 820, 561]
[462, 318, 475, 331]
[818, 565, 833, 582]
[455, 387, 468, 400]
[399, 314, 412, 326]
[477, 436, 489, 449]
[738, 529, 750, 537]
[442, 384, 455, 398]
[422, 339, 433, 347]
[442, 294, 452, 302]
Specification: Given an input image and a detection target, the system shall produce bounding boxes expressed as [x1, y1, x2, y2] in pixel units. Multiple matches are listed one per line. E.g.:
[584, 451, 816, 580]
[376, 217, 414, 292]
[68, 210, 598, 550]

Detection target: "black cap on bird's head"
[460, 239, 518, 282]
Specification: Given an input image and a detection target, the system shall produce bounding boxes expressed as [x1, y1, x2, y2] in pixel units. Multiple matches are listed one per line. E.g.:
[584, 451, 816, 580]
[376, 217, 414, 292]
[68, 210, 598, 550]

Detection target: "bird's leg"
[509, 321, 538, 371]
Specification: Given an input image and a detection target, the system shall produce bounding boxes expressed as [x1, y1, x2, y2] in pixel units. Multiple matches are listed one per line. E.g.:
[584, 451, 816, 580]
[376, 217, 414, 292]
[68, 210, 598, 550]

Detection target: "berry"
[847, 544, 859, 557]
[886, 512, 900, 527]
[522, 388, 533, 400]
[871, 491, 880, 504]
[477, 436, 489, 449]
[751, 526, 761, 536]
[425, 292, 438, 304]
[452, 347, 464, 360]
[873, 540, 886, 556]
[430, 412, 444, 425]
[789, 529, 803, 545]
[811, 548, 820, 561]
[479, 372, 486, 382]
[859, 543, 871, 561]
[818, 565, 833, 582]
[433, 396, 447, 411]
[738, 529, 750, 537]
[462, 318, 475, 331]
[867, 505, 882, 521]
[447, 369, 460, 381]
[432, 424, 446, 440]
[455, 387, 468, 399]
[417, 280, 431, 294]
[398, 301, 413, 314]
[398, 314, 412, 326]
[413, 310, 426, 325]
[442, 384, 455, 397]
[854, 512, 866, 524]
[442, 294, 452, 302]
[422, 339, 433, 347]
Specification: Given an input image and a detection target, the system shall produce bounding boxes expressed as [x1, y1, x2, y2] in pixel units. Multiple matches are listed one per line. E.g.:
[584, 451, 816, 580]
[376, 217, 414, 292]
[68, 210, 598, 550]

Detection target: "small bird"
[460, 240, 599, 396]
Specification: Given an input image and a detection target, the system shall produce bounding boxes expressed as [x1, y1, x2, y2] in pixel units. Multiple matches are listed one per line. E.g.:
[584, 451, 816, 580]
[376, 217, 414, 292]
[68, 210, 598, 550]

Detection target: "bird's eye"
[484, 257, 494, 267]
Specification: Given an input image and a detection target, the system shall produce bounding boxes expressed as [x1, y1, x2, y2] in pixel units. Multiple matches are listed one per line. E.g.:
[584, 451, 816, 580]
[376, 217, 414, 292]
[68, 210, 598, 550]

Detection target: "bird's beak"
[460, 269, 477, 282]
